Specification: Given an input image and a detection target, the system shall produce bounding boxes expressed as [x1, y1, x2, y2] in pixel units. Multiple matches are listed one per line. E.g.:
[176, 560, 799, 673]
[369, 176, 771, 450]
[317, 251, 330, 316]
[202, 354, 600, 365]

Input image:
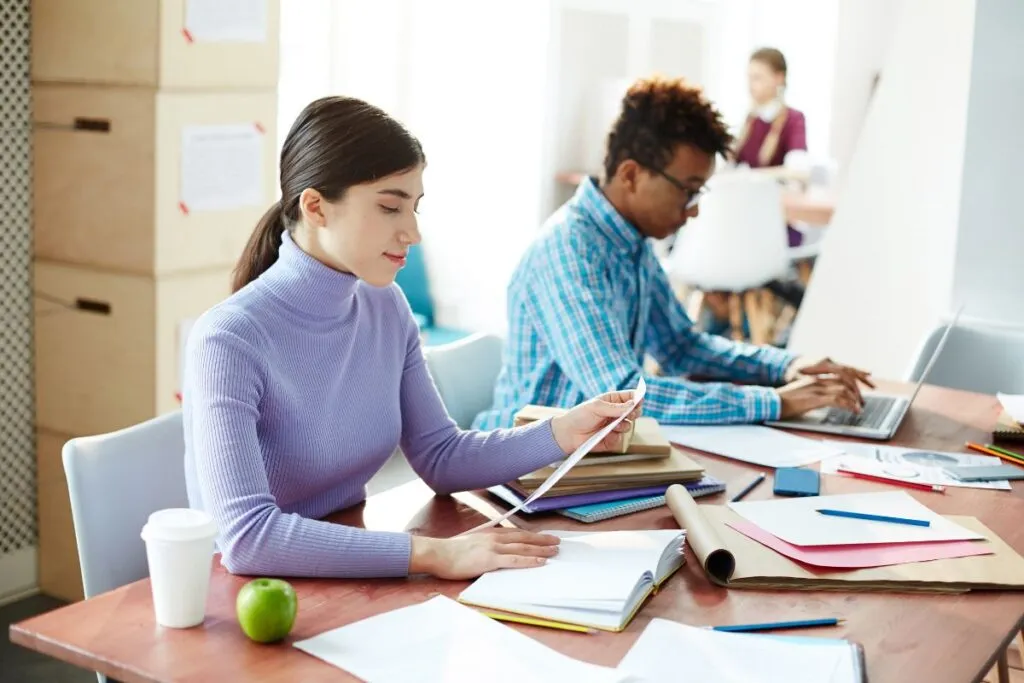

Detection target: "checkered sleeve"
[526, 234, 784, 424]
[647, 267, 796, 386]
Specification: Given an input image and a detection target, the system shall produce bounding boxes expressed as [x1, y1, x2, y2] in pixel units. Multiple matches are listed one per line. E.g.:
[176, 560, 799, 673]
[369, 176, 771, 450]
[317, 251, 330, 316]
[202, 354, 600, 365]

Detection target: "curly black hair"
[603, 76, 733, 181]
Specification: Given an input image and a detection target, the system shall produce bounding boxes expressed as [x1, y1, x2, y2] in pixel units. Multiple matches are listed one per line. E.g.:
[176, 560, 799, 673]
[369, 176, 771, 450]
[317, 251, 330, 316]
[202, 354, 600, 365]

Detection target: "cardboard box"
[37, 428, 84, 602]
[31, 0, 280, 89]
[34, 260, 232, 435]
[33, 84, 277, 275]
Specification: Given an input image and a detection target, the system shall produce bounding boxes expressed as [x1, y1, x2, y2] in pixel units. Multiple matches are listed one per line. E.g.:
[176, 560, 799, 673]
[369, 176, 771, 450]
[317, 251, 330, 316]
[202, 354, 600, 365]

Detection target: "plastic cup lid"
[141, 508, 217, 543]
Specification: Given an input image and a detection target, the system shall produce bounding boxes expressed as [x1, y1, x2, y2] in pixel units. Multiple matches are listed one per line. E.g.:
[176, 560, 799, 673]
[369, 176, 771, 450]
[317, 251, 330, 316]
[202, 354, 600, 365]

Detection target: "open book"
[665, 484, 1024, 592]
[458, 529, 685, 631]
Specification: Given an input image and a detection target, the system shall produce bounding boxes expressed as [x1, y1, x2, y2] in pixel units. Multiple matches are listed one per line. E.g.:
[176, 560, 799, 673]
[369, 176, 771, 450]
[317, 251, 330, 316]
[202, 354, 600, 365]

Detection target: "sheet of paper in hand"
[459, 378, 647, 535]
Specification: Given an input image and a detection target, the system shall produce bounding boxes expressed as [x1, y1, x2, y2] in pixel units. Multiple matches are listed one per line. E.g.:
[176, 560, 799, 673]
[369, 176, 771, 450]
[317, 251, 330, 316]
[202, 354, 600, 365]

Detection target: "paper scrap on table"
[660, 424, 841, 468]
[180, 124, 264, 213]
[460, 378, 646, 535]
[728, 491, 984, 547]
[184, 0, 268, 42]
[998, 393, 1024, 424]
[293, 595, 630, 683]
[616, 618, 859, 683]
[726, 518, 993, 569]
[819, 440, 1011, 491]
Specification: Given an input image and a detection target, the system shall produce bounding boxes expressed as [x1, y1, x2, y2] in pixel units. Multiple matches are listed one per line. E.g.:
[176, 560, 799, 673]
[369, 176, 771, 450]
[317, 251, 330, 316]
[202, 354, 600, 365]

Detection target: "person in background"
[732, 46, 807, 247]
[474, 76, 871, 431]
[182, 96, 642, 582]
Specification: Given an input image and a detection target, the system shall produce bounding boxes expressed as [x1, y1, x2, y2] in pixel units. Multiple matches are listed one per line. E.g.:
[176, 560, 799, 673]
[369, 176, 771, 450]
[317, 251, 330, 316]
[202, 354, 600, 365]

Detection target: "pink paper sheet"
[725, 519, 993, 569]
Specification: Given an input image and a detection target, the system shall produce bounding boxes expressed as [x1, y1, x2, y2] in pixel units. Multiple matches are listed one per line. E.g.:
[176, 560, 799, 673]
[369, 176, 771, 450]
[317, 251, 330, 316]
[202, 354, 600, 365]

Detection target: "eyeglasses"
[648, 167, 707, 210]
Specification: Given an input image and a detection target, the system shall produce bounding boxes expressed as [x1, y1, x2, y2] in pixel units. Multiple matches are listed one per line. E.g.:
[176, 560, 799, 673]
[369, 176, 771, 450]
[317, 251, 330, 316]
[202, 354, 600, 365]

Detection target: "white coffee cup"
[140, 508, 218, 628]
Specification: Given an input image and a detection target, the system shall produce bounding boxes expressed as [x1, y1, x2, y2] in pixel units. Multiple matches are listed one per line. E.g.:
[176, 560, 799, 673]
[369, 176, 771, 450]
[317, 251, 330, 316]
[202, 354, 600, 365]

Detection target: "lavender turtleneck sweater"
[182, 232, 564, 578]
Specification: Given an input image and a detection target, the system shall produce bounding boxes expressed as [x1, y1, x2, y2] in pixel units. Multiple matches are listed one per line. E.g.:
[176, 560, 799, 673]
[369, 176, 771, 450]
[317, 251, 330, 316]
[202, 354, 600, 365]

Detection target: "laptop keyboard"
[822, 396, 898, 429]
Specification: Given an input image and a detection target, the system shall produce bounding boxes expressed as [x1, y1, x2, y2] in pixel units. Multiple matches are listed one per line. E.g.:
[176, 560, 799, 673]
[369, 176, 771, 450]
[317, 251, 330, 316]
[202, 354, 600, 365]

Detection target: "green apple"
[236, 578, 298, 643]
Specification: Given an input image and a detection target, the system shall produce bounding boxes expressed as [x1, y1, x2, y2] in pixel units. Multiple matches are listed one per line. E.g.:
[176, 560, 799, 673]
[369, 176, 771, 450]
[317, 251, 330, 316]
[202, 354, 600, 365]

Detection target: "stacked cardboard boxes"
[31, 0, 280, 600]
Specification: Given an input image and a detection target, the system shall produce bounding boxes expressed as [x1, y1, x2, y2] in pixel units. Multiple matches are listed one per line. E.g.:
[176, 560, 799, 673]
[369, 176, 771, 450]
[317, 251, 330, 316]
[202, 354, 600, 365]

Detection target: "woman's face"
[300, 165, 425, 287]
[748, 59, 784, 105]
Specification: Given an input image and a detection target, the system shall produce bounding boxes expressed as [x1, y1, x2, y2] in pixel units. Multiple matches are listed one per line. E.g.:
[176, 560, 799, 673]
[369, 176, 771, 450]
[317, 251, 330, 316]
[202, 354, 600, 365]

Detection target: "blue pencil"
[816, 508, 931, 527]
[711, 618, 842, 633]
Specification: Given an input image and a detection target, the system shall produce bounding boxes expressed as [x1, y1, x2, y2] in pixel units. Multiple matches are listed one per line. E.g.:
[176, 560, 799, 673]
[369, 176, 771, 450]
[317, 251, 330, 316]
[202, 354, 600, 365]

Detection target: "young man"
[474, 76, 870, 430]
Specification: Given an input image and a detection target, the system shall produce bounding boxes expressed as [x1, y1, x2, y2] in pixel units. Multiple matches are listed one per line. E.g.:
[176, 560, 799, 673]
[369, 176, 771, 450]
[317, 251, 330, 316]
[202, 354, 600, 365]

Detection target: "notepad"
[616, 618, 866, 683]
[293, 596, 630, 683]
[458, 529, 685, 632]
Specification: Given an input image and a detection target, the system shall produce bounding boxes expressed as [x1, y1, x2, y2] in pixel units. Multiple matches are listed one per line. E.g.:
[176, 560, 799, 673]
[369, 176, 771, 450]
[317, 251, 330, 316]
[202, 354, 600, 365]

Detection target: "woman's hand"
[409, 528, 560, 579]
[549, 389, 643, 455]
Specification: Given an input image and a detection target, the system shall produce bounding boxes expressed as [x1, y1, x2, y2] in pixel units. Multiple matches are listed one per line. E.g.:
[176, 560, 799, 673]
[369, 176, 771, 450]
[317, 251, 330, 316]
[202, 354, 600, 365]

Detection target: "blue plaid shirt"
[473, 177, 796, 430]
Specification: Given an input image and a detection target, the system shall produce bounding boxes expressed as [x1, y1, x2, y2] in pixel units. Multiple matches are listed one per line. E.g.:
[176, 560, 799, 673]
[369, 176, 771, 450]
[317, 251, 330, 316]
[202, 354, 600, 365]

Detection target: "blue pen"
[816, 508, 931, 527]
[711, 618, 843, 633]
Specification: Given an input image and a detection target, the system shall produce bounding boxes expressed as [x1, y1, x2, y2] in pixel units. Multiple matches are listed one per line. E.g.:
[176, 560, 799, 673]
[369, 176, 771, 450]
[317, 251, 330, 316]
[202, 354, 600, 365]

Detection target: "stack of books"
[489, 405, 725, 522]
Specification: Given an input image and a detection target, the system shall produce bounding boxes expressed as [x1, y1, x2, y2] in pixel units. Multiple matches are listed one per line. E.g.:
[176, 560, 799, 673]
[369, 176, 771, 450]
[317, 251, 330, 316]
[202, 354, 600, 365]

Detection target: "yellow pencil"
[479, 610, 597, 634]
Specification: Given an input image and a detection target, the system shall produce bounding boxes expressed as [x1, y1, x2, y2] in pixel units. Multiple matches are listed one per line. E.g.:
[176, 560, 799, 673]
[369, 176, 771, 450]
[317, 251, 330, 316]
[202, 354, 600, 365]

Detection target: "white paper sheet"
[661, 425, 841, 468]
[184, 0, 268, 42]
[460, 378, 646, 534]
[616, 619, 858, 683]
[180, 124, 264, 213]
[293, 595, 632, 683]
[819, 440, 1011, 491]
[998, 393, 1024, 424]
[729, 490, 984, 547]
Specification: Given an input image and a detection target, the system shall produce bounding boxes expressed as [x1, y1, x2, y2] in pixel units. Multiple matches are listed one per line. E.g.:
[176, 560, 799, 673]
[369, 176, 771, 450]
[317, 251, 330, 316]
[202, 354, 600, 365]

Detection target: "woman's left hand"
[549, 390, 643, 455]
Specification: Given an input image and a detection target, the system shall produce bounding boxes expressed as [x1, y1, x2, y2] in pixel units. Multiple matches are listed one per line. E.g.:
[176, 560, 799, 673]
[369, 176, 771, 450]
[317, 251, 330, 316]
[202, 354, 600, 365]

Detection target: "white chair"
[62, 410, 188, 683]
[905, 321, 1024, 394]
[424, 332, 505, 429]
[667, 172, 791, 343]
[366, 334, 505, 495]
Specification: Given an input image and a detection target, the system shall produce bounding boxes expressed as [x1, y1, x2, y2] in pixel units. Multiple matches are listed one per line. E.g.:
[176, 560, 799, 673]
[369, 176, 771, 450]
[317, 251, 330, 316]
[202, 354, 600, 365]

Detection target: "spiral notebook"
[995, 411, 1024, 443]
[557, 479, 726, 523]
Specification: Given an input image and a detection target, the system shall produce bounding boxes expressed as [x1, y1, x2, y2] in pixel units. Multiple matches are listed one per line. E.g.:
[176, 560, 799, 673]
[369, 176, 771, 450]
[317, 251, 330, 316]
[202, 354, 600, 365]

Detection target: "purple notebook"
[487, 475, 725, 514]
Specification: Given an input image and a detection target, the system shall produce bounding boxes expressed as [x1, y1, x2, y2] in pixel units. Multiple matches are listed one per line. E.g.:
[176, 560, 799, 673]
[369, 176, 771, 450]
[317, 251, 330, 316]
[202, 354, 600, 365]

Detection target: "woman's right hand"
[409, 528, 560, 580]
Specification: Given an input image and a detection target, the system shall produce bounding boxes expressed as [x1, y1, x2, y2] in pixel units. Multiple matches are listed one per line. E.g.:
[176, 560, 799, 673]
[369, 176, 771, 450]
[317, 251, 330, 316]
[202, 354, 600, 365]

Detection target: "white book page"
[294, 596, 633, 683]
[661, 425, 841, 468]
[998, 393, 1024, 423]
[729, 491, 983, 546]
[616, 619, 852, 683]
[460, 530, 679, 606]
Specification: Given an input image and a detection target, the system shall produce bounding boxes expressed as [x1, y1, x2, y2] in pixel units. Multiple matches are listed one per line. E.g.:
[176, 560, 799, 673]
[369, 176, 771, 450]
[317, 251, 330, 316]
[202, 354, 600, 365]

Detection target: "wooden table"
[11, 382, 1024, 683]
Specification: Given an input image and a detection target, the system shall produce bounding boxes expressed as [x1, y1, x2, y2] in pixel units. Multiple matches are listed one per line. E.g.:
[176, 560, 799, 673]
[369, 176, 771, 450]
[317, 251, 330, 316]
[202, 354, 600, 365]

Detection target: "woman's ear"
[298, 188, 327, 228]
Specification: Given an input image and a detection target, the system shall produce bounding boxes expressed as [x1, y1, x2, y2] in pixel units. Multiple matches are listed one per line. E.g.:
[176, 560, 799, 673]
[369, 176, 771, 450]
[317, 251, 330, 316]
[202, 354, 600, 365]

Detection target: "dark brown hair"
[603, 75, 733, 181]
[750, 47, 788, 80]
[232, 96, 425, 292]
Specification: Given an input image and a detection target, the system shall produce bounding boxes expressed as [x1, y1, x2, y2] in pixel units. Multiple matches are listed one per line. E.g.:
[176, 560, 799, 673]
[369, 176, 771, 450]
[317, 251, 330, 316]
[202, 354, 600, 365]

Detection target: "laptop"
[765, 306, 963, 441]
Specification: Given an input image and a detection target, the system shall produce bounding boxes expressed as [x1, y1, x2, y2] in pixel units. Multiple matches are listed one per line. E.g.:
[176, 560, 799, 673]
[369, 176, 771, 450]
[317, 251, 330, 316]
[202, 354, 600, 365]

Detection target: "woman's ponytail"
[231, 200, 287, 293]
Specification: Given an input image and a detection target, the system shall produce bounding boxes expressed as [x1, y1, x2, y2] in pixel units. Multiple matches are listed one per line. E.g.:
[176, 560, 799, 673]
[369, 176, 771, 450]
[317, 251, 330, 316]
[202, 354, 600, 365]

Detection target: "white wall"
[828, 0, 905, 179]
[787, 0, 978, 378]
[950, 0, 1024, 328]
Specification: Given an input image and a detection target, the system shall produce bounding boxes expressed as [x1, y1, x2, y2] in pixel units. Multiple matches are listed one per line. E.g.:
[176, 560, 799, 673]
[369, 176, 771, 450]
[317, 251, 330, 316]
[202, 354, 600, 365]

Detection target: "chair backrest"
[424, 333, 504, 429]
[667, 171, 791, 292]
[394, 243, 435, 327]
[905, 322, 1024, 394]
[62, 411, 188, 599]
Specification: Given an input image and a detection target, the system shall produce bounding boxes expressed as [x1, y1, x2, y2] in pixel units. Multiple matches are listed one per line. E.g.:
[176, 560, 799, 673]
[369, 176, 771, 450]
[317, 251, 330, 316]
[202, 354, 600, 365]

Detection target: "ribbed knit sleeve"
[185, 310, 414, 578]
[391, 290, 566, 494]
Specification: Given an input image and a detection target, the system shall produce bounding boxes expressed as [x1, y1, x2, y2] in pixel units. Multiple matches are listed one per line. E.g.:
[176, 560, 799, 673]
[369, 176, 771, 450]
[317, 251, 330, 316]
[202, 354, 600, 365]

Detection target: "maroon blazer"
[735, 107, 807, 168]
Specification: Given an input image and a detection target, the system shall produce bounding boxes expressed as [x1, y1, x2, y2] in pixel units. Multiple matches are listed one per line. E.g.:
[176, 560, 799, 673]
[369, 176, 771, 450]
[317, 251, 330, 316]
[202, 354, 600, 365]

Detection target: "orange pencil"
[966, 442, 1024, 464]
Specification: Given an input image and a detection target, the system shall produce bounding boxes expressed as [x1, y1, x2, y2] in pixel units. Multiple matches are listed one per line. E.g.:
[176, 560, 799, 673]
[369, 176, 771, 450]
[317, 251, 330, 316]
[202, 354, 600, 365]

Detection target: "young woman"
[182, 96, 640, 581]
[733, 47, 807, 172]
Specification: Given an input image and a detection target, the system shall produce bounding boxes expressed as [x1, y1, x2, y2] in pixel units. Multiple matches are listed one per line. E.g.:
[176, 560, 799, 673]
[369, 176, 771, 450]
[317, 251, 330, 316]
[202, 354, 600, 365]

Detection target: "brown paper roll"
[666, 484, 736, 585]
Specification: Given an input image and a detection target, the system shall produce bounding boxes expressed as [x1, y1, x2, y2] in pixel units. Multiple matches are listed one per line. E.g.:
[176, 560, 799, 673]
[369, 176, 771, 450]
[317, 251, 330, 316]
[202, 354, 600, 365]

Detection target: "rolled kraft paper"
[666, 484, 736, 585]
